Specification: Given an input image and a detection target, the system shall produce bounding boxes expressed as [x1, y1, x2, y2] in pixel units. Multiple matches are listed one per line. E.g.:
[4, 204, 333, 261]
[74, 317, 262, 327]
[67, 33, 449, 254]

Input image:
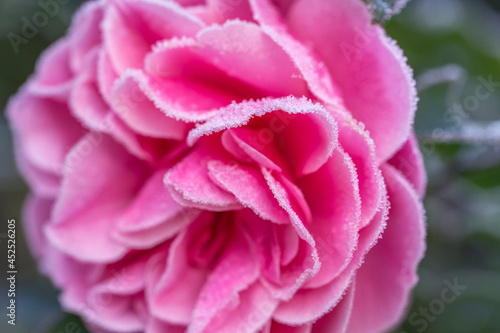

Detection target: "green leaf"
[44, 314, 90, 333]
[435, 143, 464, 160]
[461, 164, 500, 189]
[362, 0, 409, 22]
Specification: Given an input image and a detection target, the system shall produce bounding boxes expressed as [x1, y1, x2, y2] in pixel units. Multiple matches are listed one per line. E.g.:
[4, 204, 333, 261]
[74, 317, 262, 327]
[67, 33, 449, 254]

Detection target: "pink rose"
[8, 0, 426, 332]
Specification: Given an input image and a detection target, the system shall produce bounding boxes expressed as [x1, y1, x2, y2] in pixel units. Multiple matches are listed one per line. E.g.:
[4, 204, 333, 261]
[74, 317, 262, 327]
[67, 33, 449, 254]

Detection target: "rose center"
[187, 212, 233, 269]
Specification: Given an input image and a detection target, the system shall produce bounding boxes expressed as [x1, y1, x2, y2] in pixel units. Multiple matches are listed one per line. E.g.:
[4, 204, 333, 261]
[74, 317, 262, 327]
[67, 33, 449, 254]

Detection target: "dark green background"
[1, 0, 499, 332]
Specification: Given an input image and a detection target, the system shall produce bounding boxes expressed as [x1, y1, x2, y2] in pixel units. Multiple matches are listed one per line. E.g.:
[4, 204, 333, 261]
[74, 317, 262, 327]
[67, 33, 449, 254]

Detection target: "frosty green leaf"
[362, 0, 410, 22]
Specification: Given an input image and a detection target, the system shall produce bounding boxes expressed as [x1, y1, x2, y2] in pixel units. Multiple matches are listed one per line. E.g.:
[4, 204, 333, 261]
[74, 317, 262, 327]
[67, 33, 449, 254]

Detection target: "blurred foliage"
[0, 0, 499, 332]
[362, 0, 410, 22]
[0, 0, 86, 109]
[462, 164, 500, 189]
[386, 0, 500, 332]
[43, 314, 90, 333]
[0, 2, 87, 333]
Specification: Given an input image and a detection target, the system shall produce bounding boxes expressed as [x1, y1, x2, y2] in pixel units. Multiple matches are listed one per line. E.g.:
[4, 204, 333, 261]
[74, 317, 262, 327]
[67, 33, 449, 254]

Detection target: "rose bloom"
[8, 0, 426, 332]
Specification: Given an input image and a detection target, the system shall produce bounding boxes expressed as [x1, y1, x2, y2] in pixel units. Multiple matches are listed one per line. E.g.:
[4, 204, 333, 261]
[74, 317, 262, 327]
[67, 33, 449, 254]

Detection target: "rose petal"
[86, 259, 149, 332]
[46, 135, 149, 263]
[29, 38, 73, 99]
[248, 0, 343, 105]
[333, 109, 385, 228]
[240, 210, 282, 284]
[70, 49, 110, 131]
[273, 200, 388, 325]
[388, 131, 427, 197]
[206, 0, 253, 23]
[262, 168, 320, 299]
[221, 128, 286, 173]
[271, 322, 312, 333]
[188, 97, 337, 176]
[68, 0, 104, 72]
[188, 222, 260, 333]
[7, 92, 84, 174]
[165, 142, 242, 211]
[297, 147, 361, 289]
[16, 153, 60, 197]
[103, 0, 204, 73]
[146, 20, 307, 101]
[345, 165, 426, 333]
[148, 236, 207, 325]
[311, 281, 355, 333]
[84, 295, 145, 333]
[283, 0, 417, 161]
[103, 113, 173, 163]
[196, 282, 276, 333]
[116, 67, 220, 123]
[278, 223, 300, 266]
[114, 168, 200, 249]
[207, 160, 289, 224]
[23, 195, 53, 259]
[147, 318, 185, 333]
[97, 50, 118, 104]
[111, 71, 189, 139]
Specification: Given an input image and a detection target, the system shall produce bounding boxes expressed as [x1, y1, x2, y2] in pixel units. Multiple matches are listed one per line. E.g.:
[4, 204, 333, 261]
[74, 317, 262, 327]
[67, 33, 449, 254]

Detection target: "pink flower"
[8, 0, 426, 332]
